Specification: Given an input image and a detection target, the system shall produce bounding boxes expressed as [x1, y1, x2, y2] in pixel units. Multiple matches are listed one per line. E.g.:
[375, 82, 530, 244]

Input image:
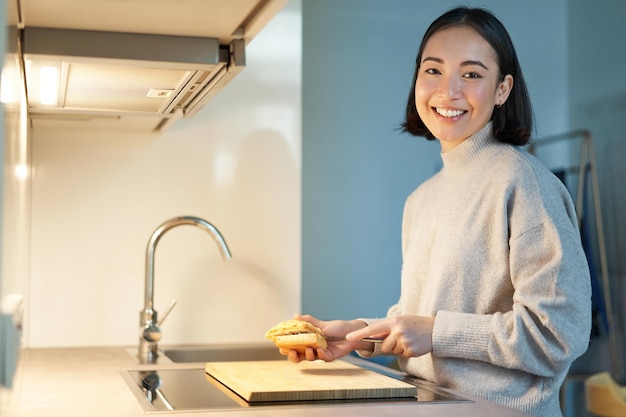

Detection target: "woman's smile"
[434, 107, 467, 119]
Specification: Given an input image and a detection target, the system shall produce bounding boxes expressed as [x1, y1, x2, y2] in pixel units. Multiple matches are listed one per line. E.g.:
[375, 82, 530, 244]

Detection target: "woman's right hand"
[282, 314, 372, 363]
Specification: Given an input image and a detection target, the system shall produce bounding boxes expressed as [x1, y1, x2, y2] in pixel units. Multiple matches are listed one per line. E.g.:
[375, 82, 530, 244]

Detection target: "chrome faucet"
[138, 216, 232, 362]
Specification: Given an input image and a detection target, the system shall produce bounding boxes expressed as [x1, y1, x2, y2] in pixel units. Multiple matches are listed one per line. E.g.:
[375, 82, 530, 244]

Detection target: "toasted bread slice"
[265, 319, 328, 352]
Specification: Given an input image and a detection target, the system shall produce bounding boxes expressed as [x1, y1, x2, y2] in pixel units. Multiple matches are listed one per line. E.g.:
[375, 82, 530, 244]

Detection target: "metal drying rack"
[528, 129, 620, 382]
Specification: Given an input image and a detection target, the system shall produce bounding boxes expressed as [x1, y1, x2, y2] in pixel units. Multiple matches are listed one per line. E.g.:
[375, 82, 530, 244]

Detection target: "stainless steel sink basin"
[162, 343, 284, 363]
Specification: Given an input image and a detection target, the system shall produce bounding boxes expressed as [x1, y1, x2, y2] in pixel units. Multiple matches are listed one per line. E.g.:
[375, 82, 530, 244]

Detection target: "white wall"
[1, 2, 30, 306]
[26, 0, 302, 347]
[2, 0, 31, 391]
[301, 0, 569, 320]
[0, 0, 6, 303]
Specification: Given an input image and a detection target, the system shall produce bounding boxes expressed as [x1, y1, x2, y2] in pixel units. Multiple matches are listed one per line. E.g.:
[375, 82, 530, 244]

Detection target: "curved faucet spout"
[144, 216, 232, 313]
[139, 215, 232, 362]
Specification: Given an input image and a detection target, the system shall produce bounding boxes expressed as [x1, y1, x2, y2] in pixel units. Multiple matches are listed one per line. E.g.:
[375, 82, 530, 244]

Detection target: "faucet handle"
[157, 299, 177, 327]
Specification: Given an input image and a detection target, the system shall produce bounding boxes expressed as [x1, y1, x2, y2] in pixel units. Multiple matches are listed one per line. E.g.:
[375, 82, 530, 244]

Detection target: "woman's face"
[415, 26, 513, 151]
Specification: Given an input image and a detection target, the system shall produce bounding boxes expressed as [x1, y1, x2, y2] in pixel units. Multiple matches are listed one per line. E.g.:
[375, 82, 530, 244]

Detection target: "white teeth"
[436, 108, 465, 117]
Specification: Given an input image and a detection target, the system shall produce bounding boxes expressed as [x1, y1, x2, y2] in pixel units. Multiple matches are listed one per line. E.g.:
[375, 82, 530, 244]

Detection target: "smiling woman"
[298, 6, 591, 417]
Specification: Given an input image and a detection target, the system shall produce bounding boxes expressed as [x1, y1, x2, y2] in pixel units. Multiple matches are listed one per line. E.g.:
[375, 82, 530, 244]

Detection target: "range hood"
[22, 27, 245, 132]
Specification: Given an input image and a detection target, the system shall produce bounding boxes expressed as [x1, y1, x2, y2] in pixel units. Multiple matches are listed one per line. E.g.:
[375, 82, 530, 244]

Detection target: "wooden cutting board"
[204, 360, 417, 403]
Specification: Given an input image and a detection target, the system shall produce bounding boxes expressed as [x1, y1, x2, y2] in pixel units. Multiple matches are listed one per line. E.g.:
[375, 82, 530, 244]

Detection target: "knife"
[325, 336, 384, 343]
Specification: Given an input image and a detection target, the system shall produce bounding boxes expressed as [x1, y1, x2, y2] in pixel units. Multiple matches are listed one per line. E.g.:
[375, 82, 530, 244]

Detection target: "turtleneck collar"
[440, 122, 496, 174]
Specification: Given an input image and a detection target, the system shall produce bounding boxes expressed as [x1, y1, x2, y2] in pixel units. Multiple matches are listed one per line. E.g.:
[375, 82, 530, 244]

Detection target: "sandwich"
[264, 319, 328, 353]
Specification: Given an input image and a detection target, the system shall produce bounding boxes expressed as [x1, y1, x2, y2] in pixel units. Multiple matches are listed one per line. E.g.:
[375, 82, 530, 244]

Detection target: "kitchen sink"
[126, 342, 285, 364]
[162, 343, 284, 363]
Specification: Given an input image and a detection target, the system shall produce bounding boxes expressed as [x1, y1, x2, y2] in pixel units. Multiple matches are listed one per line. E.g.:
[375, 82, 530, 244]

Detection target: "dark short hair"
[401, 7, 533, 146]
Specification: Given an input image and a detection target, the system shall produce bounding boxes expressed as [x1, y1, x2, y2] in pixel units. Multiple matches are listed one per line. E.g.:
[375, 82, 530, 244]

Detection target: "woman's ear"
[496, 74, 514, 107]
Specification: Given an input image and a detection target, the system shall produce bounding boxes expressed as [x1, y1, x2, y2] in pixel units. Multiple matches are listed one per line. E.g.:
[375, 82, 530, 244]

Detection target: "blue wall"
[301, 0, 568, 321]
[568, 0, 626, 384]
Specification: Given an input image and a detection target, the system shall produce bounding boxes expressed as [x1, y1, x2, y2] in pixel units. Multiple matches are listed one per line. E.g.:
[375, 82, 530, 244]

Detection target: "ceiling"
[15, 0, 285, 44]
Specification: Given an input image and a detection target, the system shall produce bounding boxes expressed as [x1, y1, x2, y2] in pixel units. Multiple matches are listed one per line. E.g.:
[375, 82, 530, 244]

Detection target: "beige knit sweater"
[369, 123, 591, 417]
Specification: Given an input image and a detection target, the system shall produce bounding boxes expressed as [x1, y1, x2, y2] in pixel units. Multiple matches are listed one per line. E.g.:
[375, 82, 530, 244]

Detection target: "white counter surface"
[2, 346, 535, 417]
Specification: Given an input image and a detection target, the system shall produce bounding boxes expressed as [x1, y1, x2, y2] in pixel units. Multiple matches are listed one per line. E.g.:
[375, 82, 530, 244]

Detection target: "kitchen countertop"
[2, 346, 535, 417]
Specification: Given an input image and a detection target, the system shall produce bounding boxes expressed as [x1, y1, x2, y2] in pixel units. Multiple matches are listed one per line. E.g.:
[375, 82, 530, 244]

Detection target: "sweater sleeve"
[432, 219, 592, 377]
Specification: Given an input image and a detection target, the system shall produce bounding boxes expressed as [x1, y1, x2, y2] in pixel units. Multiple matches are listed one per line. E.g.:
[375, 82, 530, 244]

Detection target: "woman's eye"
[425, 68, 441, 75]
[463, 72, 482, 79]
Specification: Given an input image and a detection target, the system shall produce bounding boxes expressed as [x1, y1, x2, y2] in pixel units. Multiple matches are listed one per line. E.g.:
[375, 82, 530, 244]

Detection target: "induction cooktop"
[122, 365, 471, 413]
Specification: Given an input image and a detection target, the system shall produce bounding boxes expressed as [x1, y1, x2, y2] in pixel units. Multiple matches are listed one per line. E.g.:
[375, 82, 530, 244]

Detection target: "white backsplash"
[25, 1, 302, 347]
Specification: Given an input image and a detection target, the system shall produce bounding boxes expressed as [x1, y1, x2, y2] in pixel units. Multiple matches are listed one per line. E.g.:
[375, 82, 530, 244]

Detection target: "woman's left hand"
[346, 315, 435, 358]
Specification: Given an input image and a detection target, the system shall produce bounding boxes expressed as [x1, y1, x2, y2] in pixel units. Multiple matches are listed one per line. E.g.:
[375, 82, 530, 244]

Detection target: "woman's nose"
[437, 75, 462, 98]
